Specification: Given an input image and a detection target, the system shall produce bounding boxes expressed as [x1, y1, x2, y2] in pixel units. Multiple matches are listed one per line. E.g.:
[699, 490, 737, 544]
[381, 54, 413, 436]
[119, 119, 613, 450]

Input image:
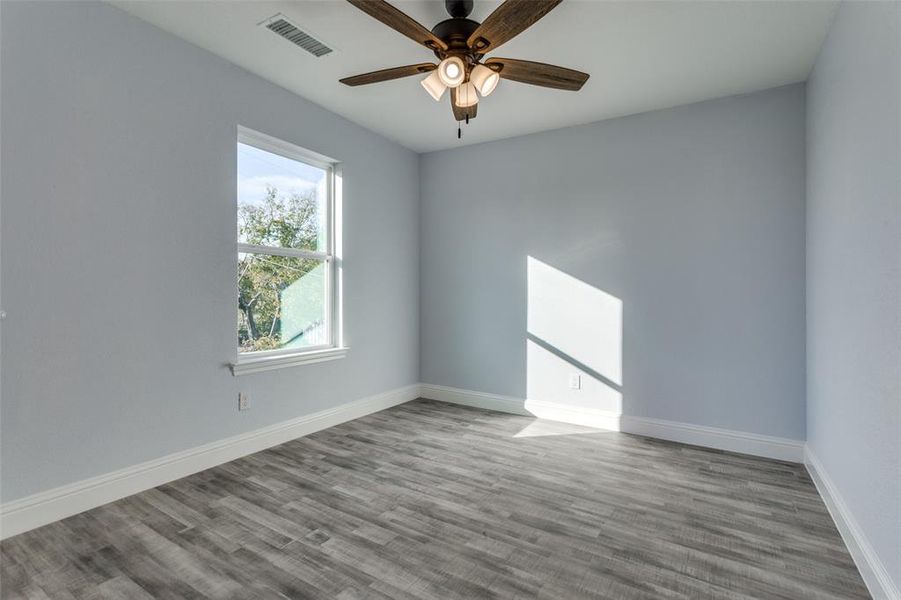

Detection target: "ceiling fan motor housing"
[431, 18, 481, 63]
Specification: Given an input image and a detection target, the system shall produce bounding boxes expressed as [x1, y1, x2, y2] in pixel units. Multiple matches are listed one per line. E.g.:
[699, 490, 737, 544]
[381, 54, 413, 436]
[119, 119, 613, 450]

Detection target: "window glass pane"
[237, 142, 327, 252]
[238, 253, 328, 353]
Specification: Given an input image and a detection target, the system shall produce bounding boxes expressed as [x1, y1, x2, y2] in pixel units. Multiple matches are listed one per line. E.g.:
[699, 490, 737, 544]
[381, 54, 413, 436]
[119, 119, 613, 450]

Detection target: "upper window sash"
[238, 143, 335, 254]
[237, 126, 336, 172]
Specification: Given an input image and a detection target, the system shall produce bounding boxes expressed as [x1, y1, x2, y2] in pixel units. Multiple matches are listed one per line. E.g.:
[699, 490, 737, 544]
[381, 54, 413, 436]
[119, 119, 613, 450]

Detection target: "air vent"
[262, 15, 333, 57]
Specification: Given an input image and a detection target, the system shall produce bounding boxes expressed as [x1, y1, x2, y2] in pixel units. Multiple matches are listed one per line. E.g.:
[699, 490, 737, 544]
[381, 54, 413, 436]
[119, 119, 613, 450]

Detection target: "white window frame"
[231, 126, 345, 375]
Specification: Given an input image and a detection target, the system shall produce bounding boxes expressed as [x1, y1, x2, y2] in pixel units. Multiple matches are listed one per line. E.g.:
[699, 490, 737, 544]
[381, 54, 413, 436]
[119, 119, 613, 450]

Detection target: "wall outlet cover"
[568, 374, 581, 390]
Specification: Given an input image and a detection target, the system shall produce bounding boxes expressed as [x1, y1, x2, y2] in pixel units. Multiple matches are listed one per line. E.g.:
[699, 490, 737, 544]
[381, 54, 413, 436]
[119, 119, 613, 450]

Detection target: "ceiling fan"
[339, 0, 589, 136]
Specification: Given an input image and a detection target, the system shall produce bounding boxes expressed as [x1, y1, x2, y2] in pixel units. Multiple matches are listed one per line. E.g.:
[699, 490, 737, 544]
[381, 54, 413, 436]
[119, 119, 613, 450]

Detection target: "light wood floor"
[1, 399, 869, 599]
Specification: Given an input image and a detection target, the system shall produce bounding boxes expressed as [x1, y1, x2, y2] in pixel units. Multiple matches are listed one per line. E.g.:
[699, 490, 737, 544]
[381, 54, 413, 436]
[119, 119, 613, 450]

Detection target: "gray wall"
[806, 0, 900, 590]
[0, 1, 419, 502]
[420, 84, 807, 440]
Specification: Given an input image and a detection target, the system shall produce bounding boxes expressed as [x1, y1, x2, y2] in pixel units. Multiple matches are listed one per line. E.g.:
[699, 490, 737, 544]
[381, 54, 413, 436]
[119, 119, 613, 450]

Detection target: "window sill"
[230, 347, 348, 376]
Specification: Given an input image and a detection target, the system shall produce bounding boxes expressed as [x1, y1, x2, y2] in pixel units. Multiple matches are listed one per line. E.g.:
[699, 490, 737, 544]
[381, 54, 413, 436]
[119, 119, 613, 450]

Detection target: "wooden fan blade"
[347, 0, 448, 51]
[450, 88, 478, 122]
[340, 63, 436, 86]
[485, 57, 589, 91]
[467, 0, 561, 53]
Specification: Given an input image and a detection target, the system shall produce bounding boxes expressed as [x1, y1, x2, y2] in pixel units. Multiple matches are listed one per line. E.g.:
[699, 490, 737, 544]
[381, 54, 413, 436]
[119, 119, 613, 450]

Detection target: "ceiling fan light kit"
[341, 0, 590, 138]
[437, 56, 466, 87]
[455, 81, 478, 108]
[421, 69, 447, 101]
[469, 64, 499, 96]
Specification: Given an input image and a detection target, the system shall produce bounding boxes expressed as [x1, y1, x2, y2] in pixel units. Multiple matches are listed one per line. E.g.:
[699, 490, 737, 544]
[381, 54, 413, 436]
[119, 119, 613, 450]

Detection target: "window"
[232, 127, 343, 375]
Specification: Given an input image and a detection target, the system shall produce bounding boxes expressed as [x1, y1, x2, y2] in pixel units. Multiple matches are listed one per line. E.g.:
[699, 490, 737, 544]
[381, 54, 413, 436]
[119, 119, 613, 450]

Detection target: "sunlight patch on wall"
[527, 257, 622, 385]
[525, 257, 623, 430]
[526, 340, 623, 414]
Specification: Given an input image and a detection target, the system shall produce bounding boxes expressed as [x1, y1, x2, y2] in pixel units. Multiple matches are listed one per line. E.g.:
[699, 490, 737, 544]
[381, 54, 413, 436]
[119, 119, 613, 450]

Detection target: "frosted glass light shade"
[470, 64, 499, 96]
[421, 70, 446, 101]
[437, 56, 466, 87]
[455, 82, 478, 108]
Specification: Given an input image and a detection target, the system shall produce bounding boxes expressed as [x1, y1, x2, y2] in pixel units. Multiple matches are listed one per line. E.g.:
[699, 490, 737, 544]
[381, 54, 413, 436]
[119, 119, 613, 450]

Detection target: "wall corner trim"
[419, 383, 804, 462]
[804, 447, 901, 600]
[0, 384, 421, 540]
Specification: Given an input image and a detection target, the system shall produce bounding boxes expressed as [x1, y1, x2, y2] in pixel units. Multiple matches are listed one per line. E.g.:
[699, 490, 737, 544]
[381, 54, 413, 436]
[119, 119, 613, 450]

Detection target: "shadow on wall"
[522, 257, 623, 433]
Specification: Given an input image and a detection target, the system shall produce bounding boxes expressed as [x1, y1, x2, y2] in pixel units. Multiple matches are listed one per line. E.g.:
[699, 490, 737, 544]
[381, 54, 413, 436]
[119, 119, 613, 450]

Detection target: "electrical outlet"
[238, 392, 249, 411]
[568, 373, 581, 390]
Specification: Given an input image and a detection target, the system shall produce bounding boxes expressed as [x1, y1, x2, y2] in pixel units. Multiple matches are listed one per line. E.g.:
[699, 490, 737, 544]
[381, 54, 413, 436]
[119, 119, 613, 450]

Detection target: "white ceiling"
[112, 0, 837, 153]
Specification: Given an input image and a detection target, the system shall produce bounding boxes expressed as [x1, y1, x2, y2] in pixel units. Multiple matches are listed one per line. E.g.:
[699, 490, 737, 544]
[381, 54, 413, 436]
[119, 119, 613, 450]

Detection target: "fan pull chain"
[465, 113, 469, 125]
[458, 121, 461, 139]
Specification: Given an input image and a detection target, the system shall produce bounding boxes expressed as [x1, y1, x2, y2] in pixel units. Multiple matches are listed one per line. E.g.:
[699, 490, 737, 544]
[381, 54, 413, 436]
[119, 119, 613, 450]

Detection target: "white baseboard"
[419, 383, 533, 416]
[0, 384, 420, 540]
[418, 383, 623, 431]
[419, 383, 804, 462]
[525, 399, 623, 431]
[804, 447, 900, 600]
[620, 414, 804, 462]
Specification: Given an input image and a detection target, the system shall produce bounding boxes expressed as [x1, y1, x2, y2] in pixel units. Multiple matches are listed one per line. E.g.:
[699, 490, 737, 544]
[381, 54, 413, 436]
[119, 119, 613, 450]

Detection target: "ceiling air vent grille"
[263, 15, 333, 57]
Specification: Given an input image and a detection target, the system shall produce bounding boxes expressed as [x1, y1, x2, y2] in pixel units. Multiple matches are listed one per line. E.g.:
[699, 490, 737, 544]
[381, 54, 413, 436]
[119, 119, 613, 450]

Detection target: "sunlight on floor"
[513, 419, 615, 438]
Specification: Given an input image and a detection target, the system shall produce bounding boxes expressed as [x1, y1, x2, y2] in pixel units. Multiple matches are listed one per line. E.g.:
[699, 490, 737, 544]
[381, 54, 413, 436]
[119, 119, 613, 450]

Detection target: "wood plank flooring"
[1, 399, 869, 599]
